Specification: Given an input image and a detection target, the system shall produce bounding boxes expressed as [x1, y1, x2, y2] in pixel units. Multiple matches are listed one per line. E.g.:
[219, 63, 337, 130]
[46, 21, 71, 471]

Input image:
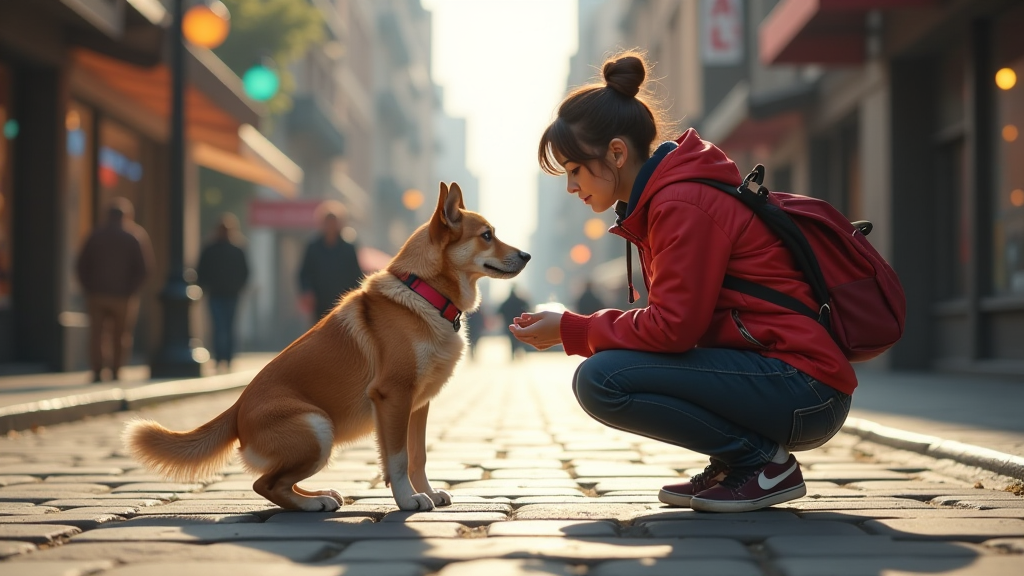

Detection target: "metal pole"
[151, 0, 202, 378]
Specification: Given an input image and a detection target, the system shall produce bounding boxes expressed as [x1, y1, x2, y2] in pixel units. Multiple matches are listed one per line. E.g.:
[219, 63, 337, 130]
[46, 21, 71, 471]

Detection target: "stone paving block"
[0, 560, 114, 576]
[352, 496, 511, 507]
[589, 478, 679, 494]
[984, 537, 1024, 553]
[7, 540, 342, 563]
[643, 519, 866, 542]
[800, 488, 868, 498]
[416, 469, 483, 483]
[450, 488, 583, 499]
[863, 518, 1024, 541]
[559, 451, 642, 461]
[932, 495, 1024, 509]
[0, 523, 80, 543]
[563, 441, 635, 451]
[801, 470, 911, 482]
[509, 496, 588, 508]
[589, 559, 765, 576]
[110, 483, 204, 493]
[763, 535, 985, 557]
[111, 514, 263, 526]
[174, 491, 267, 500]
[630, 509, 801, 524]
[42, 475, 167, 485]
[71, 522, 466, 543]
[0, 539, 35, 558]
[0, 483, 112, 494]
[265, 505, 396, 522]
[487, 520, 617, 537]
[778, 498, 932, 510]
[573, 464, 678, 477]
[42, 499, 165, 510]
[489, 469, 571, 480]
[0, 504, 59, 515]
[798, 508, 1024, 521]
[0, 465, 123, 476]
[0, 476, 40, 487]
[845, 481, 974, 491]
[130, 502, 283, 517]
[478, 459, 564, 470]
[856, 489, 1012, 501]
[336, 537, 751, 568]
[774, 556, 1024, 576]
[203, 480, 372, 492]
[98, 562, 427, 576]
[514, 503, 653, 521]
[434, 558, 577, 576]
[0, 512, 124, 529]
[381, 511, 508, 526]
[449, 479, 579, 489]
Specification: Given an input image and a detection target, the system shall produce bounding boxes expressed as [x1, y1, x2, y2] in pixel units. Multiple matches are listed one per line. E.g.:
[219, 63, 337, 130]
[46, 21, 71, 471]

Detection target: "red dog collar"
[394, 272, 462, 331]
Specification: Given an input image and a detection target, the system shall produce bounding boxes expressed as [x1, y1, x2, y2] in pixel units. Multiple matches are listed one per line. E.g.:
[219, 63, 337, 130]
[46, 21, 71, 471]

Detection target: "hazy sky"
[421, 0, 578, 270]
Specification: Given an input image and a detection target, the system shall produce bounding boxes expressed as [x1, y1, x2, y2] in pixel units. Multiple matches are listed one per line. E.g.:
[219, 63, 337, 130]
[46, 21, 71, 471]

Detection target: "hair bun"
[602, 55, 645, 98]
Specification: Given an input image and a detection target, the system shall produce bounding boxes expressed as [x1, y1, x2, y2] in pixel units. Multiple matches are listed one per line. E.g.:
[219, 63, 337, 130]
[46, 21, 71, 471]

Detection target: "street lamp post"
[150, 0, 203, 379]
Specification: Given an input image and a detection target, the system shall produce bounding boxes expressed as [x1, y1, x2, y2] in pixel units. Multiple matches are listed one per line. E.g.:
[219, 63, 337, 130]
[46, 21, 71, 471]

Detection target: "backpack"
[692, 165, 906, 362]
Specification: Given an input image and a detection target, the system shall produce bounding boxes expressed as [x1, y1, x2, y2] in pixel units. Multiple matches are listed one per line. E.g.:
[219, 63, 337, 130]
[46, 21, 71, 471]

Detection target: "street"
[0, 337, 1023, 575]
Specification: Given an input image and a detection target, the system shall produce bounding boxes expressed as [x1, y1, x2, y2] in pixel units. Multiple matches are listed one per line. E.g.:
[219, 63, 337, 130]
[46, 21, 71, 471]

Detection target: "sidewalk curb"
[843, 416, 1024, 481]
[0, 370, 258, 434]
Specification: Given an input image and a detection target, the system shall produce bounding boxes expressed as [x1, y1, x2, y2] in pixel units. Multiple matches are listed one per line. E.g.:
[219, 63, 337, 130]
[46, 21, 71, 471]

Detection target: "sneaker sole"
[690, 484, 807, 513]
[657, 489, 693, 508]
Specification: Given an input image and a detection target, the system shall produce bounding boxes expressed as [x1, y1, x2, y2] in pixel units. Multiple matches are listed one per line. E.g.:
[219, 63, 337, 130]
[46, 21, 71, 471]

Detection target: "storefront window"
[934, 44, 969, 301]
[993, 3, 1024, 296]
[65, 101, 95, 312]
[97, 117, 144, 213]
[0, 62, 13, 311]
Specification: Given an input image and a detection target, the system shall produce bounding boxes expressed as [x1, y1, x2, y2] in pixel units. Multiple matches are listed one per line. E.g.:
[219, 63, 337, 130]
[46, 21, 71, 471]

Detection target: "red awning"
[759, 0, 937, 65]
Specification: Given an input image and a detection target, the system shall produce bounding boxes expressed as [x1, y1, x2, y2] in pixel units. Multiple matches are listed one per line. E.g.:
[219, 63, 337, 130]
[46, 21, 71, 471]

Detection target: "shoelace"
[718, 466, 761, 490]
[692, 460, 728, 490]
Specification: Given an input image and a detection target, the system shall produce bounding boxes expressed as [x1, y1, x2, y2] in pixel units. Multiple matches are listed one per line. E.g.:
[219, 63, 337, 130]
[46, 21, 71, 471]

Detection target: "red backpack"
[694, 165, 907, 362]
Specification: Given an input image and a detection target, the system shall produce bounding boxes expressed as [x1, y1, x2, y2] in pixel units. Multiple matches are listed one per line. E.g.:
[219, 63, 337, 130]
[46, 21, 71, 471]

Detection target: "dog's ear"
[429, 182, 463, 244]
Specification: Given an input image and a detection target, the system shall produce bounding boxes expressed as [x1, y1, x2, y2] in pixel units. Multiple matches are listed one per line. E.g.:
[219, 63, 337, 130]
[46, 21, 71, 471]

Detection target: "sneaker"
[658, 460, 728, 507]
[690, 454, 806, 513]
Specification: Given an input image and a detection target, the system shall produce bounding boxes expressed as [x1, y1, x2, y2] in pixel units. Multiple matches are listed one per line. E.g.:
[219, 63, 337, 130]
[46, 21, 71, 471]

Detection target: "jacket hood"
[625, 128, 742, 219]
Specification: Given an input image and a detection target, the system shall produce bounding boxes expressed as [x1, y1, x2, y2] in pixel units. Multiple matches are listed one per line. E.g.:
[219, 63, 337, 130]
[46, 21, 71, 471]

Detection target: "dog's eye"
[481, 231, 492, 242]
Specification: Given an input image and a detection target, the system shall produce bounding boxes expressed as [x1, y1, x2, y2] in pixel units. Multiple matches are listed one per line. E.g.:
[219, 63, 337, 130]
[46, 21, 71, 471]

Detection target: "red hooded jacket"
[559, 129, 858, 395]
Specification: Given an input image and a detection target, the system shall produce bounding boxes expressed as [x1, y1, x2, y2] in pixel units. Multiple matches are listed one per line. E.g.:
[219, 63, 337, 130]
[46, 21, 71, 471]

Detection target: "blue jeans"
[573, 348, 852, 470]
[207, 295, 239, 363]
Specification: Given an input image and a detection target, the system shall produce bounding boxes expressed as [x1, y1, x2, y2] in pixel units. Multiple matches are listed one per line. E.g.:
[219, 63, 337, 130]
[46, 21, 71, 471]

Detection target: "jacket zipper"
[732, 309, 768, 349]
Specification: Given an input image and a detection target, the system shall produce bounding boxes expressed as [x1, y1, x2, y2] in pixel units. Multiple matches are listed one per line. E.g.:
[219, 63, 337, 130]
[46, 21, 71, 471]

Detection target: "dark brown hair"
[538, 51, 670, 176]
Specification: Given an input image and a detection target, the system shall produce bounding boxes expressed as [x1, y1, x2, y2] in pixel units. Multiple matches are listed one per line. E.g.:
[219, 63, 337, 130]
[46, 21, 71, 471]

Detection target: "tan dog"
[123, 183, 529, 511]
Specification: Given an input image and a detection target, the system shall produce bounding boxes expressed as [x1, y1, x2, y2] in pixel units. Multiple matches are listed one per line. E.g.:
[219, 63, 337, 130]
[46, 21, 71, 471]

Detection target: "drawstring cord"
[625, 239, 635, 304]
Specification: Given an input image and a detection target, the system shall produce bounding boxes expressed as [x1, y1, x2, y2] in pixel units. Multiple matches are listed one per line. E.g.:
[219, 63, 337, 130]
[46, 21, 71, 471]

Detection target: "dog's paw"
[427, 489, 453, 507]
[309, 495, 342, 512]
[397, 492, 436, 511]
[325, 489, 345, 506]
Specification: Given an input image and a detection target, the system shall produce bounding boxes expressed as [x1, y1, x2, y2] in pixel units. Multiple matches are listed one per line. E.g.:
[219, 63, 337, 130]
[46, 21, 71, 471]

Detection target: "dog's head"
[427, 182, 530, 281]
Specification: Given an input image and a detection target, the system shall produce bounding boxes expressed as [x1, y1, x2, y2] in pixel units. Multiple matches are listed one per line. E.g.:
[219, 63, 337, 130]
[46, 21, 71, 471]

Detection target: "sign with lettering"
[702, 0, 744, 66]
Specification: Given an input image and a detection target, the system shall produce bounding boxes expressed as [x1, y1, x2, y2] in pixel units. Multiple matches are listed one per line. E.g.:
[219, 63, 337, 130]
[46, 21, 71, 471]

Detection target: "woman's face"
[556, 152, 619, 213]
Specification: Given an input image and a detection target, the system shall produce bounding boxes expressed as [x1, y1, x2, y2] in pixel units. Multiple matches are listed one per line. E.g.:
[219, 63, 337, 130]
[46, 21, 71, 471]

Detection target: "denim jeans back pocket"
[788, 397, 840, 451]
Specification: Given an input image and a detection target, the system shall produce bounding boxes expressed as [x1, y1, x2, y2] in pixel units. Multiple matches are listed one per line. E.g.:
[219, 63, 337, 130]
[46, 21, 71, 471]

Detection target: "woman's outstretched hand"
[509, 311, 563, 351]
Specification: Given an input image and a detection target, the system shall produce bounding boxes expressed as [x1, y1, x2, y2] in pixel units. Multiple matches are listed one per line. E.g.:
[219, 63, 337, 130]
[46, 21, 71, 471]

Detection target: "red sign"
[248, 199, 323, 229]
[702, 0, 744, 66]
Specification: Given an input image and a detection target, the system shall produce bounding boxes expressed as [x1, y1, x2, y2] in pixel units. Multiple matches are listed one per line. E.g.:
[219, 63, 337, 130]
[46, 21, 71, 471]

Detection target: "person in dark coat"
[196, 213, 250, 372]
[574, 280, 607, 315]
[299, 200, 363, 322]
[498, 285, 530, 360]
[76, 197, 154, 383]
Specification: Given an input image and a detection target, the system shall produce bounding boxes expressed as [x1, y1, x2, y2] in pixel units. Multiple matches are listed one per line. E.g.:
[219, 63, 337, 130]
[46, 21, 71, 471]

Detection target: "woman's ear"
[607, 138, 630, 169]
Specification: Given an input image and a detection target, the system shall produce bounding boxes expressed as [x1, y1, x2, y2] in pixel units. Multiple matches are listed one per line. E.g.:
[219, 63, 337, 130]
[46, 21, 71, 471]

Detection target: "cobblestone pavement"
[1, 344, 1023, 575]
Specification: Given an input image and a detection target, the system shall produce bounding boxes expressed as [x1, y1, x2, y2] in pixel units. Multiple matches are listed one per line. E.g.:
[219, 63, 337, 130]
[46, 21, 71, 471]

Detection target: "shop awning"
[71, 47, 301, 197]
[759, 0, 937, 65]
[700, 81, 811, 153]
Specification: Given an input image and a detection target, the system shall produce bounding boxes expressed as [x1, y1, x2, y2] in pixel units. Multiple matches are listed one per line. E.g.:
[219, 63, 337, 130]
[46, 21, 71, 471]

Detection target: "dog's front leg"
[369, 378, 434, 511]
[409, 402, 452, 507]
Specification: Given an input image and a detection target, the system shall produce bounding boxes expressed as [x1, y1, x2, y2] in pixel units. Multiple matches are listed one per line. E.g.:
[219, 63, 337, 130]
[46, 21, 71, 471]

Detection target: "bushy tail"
[122, 403, 239, 482]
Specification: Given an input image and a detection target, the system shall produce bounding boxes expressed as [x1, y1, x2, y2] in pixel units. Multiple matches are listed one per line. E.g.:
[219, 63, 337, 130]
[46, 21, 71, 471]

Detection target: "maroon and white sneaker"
[690, 454, 806, 513]
[658, 460, 728, 507]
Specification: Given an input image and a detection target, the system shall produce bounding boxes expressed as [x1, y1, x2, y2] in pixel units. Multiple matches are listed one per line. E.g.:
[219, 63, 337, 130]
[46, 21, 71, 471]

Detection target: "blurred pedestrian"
[511, 51, 855, 513]
[498, 285, 530, 361]
[196, 213, 249, 372]
[465, 303, 488, 361]
[299, 200, 363, 323]
[574, 280, 606, 315]
[75, 197, 153, 383]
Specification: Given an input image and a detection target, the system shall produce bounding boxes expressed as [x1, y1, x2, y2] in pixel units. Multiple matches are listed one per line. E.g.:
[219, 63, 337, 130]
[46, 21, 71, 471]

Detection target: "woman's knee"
[572, 353, 623, 416]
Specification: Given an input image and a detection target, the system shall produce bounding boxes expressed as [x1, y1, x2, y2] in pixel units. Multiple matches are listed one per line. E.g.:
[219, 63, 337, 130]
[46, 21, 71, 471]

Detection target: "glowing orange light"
[569, 244, 591, 265]
[584, 218, 606, 240]
[65, 109, 80, 131]
[1011, 189, 1024, 208]
[402, 189, 424, 210]
[1005, 125, 1020, 142]
[996, 68, 1017, 91]
[183, 2, 231, 49]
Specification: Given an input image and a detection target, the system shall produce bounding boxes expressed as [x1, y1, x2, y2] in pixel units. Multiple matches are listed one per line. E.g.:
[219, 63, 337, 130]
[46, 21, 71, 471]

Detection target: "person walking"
[509, 52, 855, 513]
[196, 213, 249, 372]
[76, 197, 154, 383]
[498, 285, 530, 361]
[298, 200, 363, 323]
[574, 280, 607, 315]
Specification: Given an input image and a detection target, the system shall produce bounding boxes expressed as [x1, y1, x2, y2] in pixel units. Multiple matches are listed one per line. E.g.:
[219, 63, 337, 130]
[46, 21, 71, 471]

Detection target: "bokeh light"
[243, 65, 280, 102]
[1004, 124, 1019, 142]
[1011, 189, 1024, 208]
[3, 119, 18, 140]
[569, 244, 591, 264]
[996, 67, 1017, 91]
[402, 188, 424, 210]
[183, 2, 231, 49]
[584, 218, 606, 240]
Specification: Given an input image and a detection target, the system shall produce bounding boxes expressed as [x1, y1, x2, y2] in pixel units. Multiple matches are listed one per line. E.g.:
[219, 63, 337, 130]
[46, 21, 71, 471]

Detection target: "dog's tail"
[122, 403, 240, 482]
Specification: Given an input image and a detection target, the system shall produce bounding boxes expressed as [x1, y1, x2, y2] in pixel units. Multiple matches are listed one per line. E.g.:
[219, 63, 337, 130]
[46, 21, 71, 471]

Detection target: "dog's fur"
[123, 183, 529, 511]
